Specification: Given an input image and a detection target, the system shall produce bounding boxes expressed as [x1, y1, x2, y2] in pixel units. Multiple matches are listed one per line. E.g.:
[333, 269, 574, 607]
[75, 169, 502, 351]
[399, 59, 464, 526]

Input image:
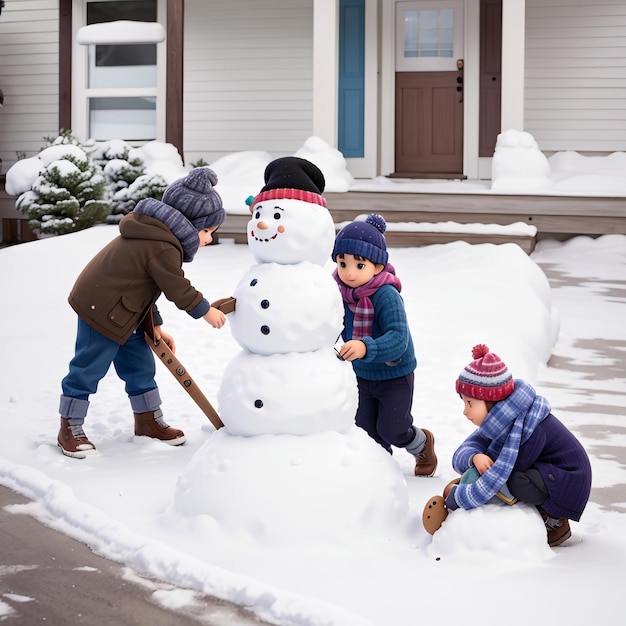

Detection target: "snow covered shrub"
[107, 172, 168, 223]
[15, 143, 110, 236]
[92, 139, 168, 223]
[92, 139, 145, 195]
[7, 133, 184, 235]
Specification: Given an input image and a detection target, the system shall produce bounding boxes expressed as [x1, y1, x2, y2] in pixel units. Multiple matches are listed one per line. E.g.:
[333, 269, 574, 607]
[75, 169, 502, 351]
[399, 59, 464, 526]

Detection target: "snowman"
[174, 158, 412, 544]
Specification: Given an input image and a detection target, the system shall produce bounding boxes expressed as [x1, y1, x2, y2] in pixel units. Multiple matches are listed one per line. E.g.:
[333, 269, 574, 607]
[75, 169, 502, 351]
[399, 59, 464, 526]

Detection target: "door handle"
[456, 60, 464, 102]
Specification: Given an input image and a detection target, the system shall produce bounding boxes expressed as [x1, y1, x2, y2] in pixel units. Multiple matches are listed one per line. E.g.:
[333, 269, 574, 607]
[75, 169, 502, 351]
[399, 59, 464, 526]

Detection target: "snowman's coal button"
[254, 399, 263, 408]
[260, 299, 270, 309]
[260, 325, 270, 335]
[250, 278, 258, 286]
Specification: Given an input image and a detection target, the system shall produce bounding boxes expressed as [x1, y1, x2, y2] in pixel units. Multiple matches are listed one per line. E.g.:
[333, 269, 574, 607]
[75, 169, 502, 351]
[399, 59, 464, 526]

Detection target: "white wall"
[0, 0, 59, 171]
[525, 0, 626, 152]
[183, 0, 314, 165]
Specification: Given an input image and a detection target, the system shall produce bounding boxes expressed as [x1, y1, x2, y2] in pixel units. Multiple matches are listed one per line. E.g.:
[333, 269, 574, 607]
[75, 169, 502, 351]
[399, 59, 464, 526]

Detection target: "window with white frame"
[403, 8, 454, 58]
[76, 0, 165, 142]
[395, 1, 463, 72]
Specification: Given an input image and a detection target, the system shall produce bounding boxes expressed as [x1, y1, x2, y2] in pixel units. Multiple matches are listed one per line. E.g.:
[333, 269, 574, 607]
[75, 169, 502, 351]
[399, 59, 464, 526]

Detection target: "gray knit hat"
[162, 167, 225, 230]
[332, 213, 389, 266]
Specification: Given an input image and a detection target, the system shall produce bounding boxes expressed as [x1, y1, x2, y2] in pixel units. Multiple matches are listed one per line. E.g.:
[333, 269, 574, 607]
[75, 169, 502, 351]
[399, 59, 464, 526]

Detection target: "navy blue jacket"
[453, 413, 592, 520]
[341, 284, 417, 381]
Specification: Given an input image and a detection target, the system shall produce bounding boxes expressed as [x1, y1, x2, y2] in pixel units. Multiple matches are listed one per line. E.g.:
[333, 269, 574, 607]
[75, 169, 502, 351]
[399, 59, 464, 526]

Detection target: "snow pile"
[174, 427, 412, 545]
[425, 503, 554, 564]
[295, 136, 355, 192]
[491, 130, 552, 193]
[209, 150, 272, 212]
[548, 151, 626, 195]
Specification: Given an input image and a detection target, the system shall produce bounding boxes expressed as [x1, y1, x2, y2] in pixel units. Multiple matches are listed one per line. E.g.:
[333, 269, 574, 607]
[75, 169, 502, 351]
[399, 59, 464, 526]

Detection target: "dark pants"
[355, 373, 417, 453]
[508, 469, 549, 505]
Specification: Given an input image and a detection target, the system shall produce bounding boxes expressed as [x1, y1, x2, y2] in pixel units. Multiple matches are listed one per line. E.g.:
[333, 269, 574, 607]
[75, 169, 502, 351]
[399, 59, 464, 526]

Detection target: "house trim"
[166, 0, 183, 155]
[59, 0, 72, 131]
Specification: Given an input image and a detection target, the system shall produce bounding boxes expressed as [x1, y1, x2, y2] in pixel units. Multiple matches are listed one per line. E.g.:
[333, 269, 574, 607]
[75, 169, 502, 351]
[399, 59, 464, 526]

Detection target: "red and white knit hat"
[455, 344, 514, 401]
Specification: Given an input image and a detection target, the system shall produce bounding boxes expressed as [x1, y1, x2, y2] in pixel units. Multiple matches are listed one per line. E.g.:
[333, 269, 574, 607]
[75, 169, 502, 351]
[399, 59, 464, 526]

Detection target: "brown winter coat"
[68, 212, 205, 344]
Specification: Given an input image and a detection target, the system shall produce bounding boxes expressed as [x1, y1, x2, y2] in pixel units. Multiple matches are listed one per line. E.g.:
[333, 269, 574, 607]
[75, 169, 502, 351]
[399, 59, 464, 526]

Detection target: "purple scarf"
[333, 264, 402, 339]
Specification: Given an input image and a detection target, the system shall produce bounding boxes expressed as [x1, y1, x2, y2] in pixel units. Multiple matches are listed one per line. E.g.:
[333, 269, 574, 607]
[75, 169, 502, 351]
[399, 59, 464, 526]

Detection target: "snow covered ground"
[1, 227, 625, 625]
[1, 130, 626, 624]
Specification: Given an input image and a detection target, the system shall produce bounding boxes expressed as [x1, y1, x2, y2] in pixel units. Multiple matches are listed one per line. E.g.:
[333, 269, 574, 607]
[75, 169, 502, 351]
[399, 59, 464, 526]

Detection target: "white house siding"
[0, 0, 59, 171]
[183, 0, 314, 165]
[525, 0, 626, 152]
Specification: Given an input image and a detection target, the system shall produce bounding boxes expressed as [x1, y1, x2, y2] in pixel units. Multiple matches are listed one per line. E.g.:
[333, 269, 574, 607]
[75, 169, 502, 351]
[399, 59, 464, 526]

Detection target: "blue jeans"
[60, 317, 160, 422]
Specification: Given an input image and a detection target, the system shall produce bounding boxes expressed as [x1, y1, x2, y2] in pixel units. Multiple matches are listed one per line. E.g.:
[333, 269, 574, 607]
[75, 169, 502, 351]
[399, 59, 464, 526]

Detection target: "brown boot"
[443, 477, 461, 499]
[543, 512, 572, 547]
[57, 417, 97, 459]
[414, 429, 437, 477]
[134, 409, 185, 446]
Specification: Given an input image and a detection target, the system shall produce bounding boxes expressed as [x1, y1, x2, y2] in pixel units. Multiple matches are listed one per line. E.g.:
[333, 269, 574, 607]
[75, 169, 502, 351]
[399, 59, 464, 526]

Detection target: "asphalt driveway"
[0, 486, 268, 625]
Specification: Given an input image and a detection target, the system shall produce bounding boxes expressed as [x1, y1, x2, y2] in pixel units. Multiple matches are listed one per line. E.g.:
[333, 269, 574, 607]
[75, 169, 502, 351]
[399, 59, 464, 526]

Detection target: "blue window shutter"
[338, 0, 365, 158]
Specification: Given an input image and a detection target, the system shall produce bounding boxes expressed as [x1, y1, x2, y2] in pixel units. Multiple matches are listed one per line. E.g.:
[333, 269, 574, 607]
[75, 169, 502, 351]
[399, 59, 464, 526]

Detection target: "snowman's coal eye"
[261, 299, 270, 309]
[273, 212, 281, 220]
[260, 325, 270, 335]
[250, 278, 258, 286]
[255, 211, 261, 219]
[254, 399, 263, 408]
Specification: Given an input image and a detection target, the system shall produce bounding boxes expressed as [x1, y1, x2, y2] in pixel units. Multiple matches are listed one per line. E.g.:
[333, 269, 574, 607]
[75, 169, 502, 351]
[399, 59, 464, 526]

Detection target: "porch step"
[216, 214, 249, 244]
[382, 230, 537, 254]
[216, 213, 537, 254]
[336, 219, 537, 255]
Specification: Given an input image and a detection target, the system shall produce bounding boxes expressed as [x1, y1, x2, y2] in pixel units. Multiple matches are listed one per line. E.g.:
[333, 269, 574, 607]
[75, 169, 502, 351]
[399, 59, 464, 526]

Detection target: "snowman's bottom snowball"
[174, 426, 411, 545]
[425, 503, 554, 563]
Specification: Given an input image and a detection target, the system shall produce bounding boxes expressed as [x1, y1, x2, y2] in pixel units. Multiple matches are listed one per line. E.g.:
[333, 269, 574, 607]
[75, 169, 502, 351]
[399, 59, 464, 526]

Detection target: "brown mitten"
[211, 297, 236, 314]
[422, 496, 448, 535]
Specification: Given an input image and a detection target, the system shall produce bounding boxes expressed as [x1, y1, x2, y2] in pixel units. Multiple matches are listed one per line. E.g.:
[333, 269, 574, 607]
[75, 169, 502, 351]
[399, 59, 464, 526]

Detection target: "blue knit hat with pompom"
[332, 213, 389, 266]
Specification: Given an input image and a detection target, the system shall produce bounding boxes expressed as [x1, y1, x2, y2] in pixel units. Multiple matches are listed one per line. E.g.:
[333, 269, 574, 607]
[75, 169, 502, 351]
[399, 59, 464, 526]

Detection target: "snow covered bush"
[15, 142, 110, 236]
[7, 133, 175, 233]
[106, 172, 168, 223]
[92, 139, 167, 223]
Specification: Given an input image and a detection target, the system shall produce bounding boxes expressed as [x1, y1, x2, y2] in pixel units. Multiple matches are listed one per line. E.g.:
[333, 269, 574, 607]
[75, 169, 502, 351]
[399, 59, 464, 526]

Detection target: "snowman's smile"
[251, 229, 280, 242]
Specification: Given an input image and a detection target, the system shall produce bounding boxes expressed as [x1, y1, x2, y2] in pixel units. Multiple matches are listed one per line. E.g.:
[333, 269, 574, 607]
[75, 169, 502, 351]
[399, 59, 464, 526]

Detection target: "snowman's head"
[248, 197, 335, 265]
[246, 156, 335, 265]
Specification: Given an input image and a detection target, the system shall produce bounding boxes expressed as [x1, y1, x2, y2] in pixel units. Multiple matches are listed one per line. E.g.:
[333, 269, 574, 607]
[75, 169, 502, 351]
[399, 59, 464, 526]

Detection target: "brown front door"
[395, 70, 464, 175]
[393, 1, 465, 178]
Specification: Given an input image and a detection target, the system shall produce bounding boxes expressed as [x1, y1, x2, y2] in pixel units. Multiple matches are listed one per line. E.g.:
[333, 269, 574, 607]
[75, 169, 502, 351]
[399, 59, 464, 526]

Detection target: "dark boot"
[414, 429, 437, 477]
[57, 417, 97, 459]
[134, 409, 185, 446]
[542, 512, 572, 547]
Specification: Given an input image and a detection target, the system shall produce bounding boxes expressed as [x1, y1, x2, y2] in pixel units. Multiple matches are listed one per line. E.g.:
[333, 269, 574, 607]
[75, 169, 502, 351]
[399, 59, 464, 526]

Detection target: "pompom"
[366, 213, 386, 234]
[185, 166, 218, 190]
[471, 344, 489, 359]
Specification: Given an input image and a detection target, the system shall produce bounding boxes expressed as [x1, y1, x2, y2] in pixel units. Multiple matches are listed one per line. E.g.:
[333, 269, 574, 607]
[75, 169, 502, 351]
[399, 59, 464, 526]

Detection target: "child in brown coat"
[58, 167, 226, 458]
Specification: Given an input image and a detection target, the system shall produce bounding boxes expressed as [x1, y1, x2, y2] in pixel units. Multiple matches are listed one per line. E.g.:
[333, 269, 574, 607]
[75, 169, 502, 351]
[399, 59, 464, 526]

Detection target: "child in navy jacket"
[423, 344, 592, 546]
